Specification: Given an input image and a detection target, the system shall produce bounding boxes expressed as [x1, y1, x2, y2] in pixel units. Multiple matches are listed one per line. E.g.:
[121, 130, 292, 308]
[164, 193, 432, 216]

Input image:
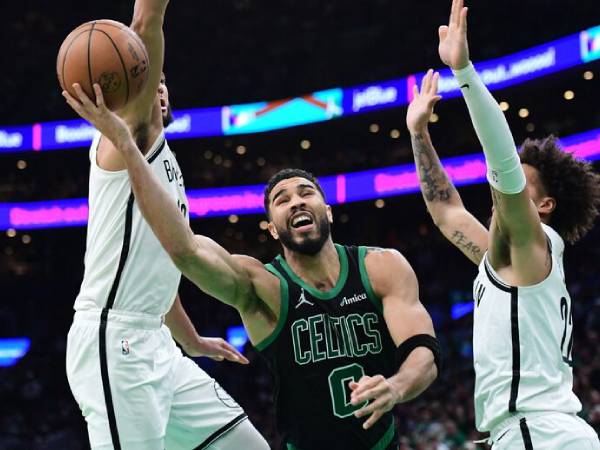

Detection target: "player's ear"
[538, 196, 556, 216]
[326, 205, 333, 224]
[268, 221, 279, 240]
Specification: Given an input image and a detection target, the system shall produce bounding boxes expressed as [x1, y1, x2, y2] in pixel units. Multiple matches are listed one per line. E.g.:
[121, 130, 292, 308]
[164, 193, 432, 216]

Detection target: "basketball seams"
[58, 19, 148, 110]
[59, 29, 92, 93]
[97, 21, 149, 99]
[93, 28, 130, 107]
[86, 22, 97, 101]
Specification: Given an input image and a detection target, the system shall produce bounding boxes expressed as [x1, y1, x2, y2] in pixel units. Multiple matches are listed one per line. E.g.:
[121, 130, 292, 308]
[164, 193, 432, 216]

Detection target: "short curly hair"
[263, 168, 326, 218]
[519, 136, 600, 244]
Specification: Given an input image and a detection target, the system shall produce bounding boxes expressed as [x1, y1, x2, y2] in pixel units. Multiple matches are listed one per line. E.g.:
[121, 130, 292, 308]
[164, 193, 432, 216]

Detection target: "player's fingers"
[420, 72, 428, 93]
[363, 410, 383, 430]
[357, 375, 371, 383]
[438, 25, 449, 42]
[424, 69, 434, 92]
[460, 6, 468, 34]
[62, 91, 87, 117]
[428, 96, 442, 109]
[431, 72, 440, 94]
[225, 350, 247, 364]
[412, 84, 420, 100]
[354, 397, 385, 418]
[351, 377, 379, 398]
[72, 84, 94, 109]
[92, 84, 105, 109]
[452, 0, 464, 27]
[348, 381, 359, 391]
[450, 0, 460, 27]
[222, 344, 249, 364]
[62, 90, 81, 108]
[352, 383, 385, 405]
[211, 355, 225, 361]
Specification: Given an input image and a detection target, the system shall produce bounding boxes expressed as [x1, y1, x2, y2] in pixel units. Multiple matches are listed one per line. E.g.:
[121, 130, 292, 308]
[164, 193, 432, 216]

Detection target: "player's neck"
[283, 239, 340, 292]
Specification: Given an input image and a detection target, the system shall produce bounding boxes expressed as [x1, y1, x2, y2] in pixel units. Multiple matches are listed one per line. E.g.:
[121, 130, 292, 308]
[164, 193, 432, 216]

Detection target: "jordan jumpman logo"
[295, 288, 314, 309]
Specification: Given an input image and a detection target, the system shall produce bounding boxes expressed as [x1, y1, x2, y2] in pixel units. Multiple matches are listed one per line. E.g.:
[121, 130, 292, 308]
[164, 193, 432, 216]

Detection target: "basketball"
[57, 20, 149, 111]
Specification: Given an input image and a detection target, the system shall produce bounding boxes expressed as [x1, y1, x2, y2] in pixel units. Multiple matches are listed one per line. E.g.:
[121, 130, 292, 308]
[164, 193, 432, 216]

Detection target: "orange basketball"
[57, 19, 149, 111]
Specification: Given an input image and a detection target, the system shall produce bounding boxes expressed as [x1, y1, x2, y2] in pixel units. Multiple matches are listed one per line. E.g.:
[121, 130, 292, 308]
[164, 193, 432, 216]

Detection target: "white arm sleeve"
[453, 62, 526, 195]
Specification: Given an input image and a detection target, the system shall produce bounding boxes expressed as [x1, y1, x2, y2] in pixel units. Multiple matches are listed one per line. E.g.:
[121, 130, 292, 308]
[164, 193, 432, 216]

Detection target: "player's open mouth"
[160, 98, 167, 112]
[290, 212, 315, 232]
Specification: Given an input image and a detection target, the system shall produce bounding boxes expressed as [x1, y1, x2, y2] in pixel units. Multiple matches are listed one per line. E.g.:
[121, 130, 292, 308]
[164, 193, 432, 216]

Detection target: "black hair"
[520, 136, 600, 244]
[263, 168, 326, 217]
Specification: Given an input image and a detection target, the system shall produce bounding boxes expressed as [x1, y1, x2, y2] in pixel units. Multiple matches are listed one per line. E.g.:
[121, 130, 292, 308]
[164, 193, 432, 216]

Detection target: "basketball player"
[63, 81, 441, 449]
[406, 1, 600, 448]
[64, 1, 268, 449]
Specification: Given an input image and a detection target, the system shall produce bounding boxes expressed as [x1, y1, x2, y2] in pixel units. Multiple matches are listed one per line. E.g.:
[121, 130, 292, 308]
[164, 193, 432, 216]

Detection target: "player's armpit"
[488, 187, 550, 284]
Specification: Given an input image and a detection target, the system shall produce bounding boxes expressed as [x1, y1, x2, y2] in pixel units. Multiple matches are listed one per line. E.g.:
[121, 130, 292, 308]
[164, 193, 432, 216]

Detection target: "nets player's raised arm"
[64, 85, 260, 315]
[126, 0, 169, 122]
[349, 249, 440, 429]
[440, 0, 548, 282]
[407, 69, 487, 265]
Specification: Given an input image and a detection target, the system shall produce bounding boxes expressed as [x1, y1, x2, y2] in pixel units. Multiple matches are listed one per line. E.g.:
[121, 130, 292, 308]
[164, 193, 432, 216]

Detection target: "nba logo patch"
[121, 340, 130, 355]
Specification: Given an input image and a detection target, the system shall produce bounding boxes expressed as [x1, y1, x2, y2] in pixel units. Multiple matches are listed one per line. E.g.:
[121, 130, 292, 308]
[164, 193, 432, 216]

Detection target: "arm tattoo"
[411, 133, 456, 203]
[451, 230, 483, 260]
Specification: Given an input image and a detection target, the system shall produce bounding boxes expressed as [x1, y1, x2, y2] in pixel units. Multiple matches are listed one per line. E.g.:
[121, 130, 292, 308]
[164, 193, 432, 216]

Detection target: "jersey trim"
[519, 418, 534, 450]
[275, 244, 349, 300]
[483, 258, 521, 413]
[483, 258, 512, 293]
[147, 137, 166, 163]
[254, 264, 289, 351]
[99, 309, 122, 449]
[194, 413, 248, 450]
[508, 287, 521, 412]
[358, 246, 383, 314]
[285, 418, 395, 450]
[371, 418, 396, 450]
[97, 191, 136, 450]
[105, 193, 135, 310]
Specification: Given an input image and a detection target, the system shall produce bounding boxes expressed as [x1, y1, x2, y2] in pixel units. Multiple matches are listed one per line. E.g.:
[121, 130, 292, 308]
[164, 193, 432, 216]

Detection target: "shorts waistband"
[74, 308, 165, 330]
[489, 411, 564, 442]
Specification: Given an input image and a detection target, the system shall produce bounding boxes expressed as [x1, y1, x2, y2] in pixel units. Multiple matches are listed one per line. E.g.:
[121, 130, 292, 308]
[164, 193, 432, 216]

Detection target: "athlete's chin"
[288, 236, 326, 256]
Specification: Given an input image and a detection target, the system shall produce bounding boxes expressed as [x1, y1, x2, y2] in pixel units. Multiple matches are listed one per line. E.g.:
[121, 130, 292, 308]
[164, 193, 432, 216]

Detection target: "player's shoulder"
[362, 247, 417, 292]
[363, 246, 410, 268]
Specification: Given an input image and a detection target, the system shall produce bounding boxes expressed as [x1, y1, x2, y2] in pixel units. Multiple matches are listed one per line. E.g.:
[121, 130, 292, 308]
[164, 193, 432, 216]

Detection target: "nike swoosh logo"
[460, 83, 470, 90]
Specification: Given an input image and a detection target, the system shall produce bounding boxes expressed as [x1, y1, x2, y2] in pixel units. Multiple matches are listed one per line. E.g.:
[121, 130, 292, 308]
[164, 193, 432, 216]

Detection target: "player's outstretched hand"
[438, 0, 470, 70]
[349, 375, 398, 430]
[63, 83, 133, 150]
[186, 336, 250, 365]
[406, 69, 442, 134]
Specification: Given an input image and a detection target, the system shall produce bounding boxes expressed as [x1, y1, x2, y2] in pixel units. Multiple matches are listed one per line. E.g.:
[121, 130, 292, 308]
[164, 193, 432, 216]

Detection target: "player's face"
[267, 177, 333, 256]
[522, 163, 557, 218]
[158, 73, 173, 127]
[523, 163, 544, 202]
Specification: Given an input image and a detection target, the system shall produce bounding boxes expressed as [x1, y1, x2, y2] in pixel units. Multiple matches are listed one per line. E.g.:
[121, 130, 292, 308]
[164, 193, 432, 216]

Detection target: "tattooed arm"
[406, 70, 488, 265]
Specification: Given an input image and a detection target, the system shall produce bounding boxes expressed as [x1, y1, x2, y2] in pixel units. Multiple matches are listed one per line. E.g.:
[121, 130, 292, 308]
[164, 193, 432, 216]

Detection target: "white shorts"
[490, 412, 600, 449]
[66, 309, 247, 450]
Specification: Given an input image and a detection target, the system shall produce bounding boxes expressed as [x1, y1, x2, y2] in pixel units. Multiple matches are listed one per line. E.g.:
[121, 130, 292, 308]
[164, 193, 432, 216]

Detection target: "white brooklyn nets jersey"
[74, 131, 189, 316]
[472, 224, 582, 432]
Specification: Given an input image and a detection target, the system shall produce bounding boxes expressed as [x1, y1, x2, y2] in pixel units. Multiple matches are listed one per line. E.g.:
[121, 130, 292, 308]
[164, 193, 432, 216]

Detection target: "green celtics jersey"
[256, 244, 398, 450]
